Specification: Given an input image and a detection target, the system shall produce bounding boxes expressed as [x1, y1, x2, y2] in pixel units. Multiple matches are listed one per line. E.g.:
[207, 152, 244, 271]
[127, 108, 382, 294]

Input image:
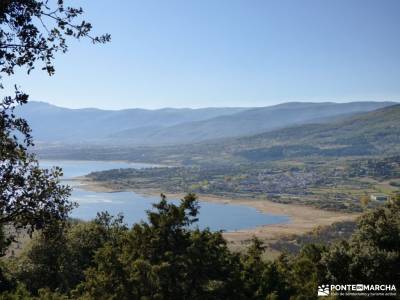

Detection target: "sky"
[2, 0, 400, 109]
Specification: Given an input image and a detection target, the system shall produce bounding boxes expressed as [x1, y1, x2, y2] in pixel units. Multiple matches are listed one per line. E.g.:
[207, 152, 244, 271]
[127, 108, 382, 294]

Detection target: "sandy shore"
[75, 178, 359, 245]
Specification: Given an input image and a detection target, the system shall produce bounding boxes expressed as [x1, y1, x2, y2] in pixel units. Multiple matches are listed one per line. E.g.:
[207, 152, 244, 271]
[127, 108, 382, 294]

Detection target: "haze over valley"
[20, 101, 396, 146]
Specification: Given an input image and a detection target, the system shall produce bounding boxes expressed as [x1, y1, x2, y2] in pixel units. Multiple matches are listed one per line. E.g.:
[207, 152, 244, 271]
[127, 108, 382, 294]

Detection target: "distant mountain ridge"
[17, 101, 397, 146]
[35, 104, 400, 167]
[16, 102, 248, 142]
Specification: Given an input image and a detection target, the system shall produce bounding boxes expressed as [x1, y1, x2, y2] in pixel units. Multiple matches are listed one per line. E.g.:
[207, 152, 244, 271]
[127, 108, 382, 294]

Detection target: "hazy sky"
[3, 0, 400, 109]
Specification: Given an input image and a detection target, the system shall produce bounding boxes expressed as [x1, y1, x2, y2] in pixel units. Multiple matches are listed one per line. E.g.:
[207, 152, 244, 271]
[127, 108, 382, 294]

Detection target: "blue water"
[40, 160, 290, 231]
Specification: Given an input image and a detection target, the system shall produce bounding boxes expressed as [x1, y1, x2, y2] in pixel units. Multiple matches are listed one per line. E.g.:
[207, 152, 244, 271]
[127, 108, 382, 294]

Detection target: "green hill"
[233, 104, 400, 161]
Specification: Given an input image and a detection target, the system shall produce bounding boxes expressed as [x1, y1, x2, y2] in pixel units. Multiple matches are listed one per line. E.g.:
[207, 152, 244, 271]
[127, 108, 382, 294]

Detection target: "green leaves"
[1, 89, 74, 256]
[321, 194, 400, 286]
[75, 195, 242, 300]
[5, 193, 400, 299]
[0, 0, 110, 76]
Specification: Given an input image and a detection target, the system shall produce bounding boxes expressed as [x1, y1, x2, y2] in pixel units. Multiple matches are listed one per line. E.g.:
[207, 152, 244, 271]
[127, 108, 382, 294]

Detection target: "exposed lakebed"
[40, 160, 290, 231]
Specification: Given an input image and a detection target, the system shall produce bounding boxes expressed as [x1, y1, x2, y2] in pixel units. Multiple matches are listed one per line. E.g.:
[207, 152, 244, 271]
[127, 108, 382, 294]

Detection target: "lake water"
[40, 160, 290, 231]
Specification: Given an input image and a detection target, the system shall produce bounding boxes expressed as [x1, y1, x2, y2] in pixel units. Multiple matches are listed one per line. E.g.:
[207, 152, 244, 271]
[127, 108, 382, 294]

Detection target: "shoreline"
[74, 177, 360, 244]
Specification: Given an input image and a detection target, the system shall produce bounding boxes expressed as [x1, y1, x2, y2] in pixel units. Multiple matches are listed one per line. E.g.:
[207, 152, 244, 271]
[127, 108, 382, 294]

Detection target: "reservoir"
[40, 160, 290, 231]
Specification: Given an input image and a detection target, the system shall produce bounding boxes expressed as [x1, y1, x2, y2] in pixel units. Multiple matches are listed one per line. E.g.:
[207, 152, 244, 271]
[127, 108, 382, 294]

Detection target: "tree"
[1, 93, 72, 228]
[240, 237, 270, 299]
[0, 0, 109, 254]
[0, 0, 110, 77]
[12, 213, 128, 294]
[322, 194, 400, 286]
[79, 194, 245, 300]
[5, 193, 400, 299]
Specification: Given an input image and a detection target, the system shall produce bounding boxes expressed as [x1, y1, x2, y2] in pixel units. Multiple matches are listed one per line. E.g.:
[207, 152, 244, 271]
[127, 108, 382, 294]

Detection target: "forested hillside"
[234, 104, 400, 161]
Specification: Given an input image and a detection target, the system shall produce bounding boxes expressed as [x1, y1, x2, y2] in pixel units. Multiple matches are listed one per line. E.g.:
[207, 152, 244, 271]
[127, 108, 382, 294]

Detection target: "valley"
[32, 103, 400, 251]
[37, 104, 400, 214]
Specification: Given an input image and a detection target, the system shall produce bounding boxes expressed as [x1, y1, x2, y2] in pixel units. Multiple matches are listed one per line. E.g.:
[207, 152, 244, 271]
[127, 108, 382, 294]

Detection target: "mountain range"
[17, 101, 396, 146]
[156, 103, 400, 164]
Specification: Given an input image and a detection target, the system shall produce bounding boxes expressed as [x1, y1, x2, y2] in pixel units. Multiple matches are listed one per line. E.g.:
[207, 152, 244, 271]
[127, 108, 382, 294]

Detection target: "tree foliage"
[4, 194, 399, 299]
[322, 194, 400, 287]
[0, 0, 110, 77]
[0, 85, 73, 248]
[78, 194, 245, 300]
[11, 213, 127, 294]
[0, 0, 109, 254]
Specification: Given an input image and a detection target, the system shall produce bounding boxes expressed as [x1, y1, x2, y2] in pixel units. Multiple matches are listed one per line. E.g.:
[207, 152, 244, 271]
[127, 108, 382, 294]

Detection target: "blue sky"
[3, 0, 400, 109]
